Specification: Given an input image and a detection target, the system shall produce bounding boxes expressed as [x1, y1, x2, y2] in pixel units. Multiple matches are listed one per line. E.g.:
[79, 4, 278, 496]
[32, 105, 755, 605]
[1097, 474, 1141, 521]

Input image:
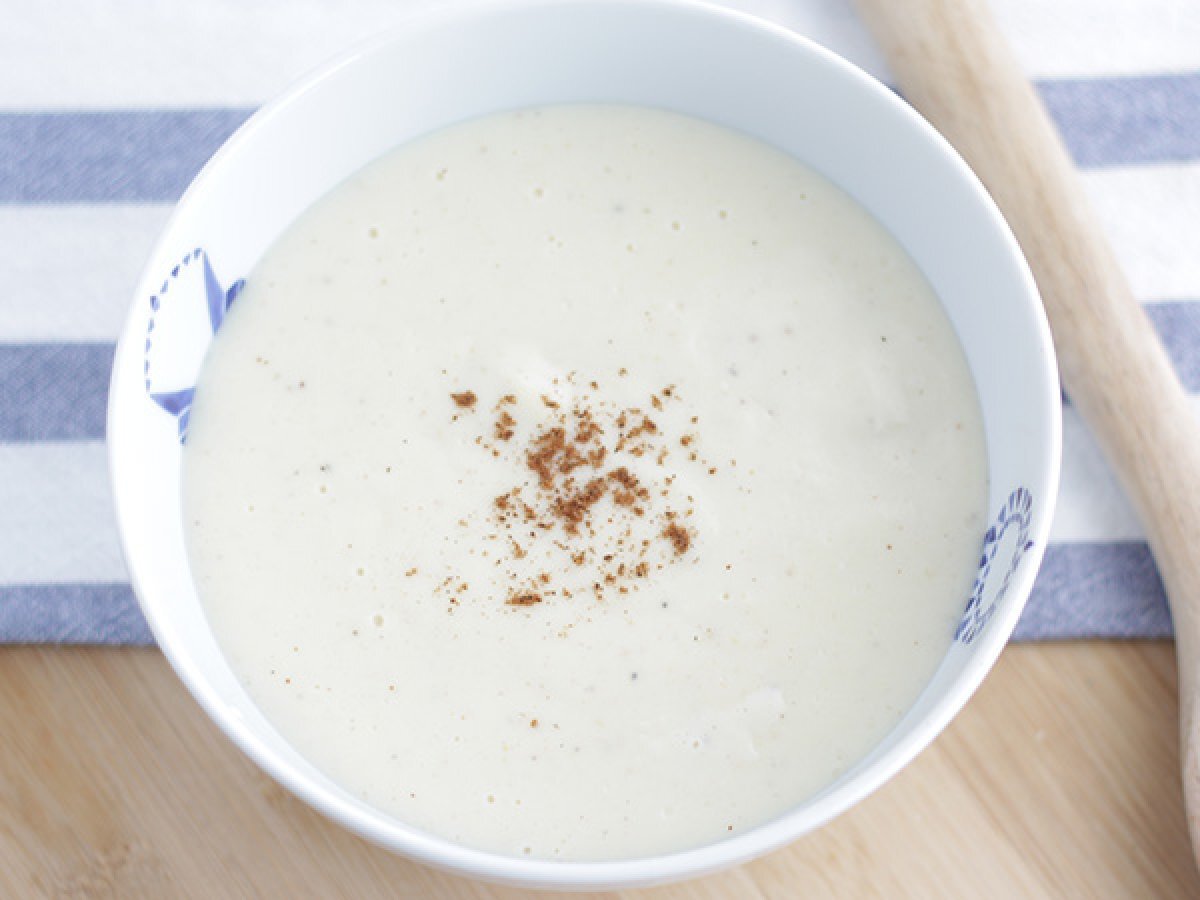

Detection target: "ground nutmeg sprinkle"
[445, 372, 720, 609]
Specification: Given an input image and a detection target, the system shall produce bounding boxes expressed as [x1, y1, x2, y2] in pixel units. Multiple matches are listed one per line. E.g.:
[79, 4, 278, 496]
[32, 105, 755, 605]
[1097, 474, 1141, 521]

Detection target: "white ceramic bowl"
[108, 0, 1061, 889]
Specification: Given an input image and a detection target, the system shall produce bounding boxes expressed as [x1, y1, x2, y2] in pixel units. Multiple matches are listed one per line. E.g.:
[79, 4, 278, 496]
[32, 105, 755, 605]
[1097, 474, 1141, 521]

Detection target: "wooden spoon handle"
[854, 0, 1200, 860]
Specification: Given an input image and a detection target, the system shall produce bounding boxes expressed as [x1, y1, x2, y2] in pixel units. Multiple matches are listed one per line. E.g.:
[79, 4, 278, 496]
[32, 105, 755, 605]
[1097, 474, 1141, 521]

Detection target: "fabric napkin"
[1, 0, 1197, 642]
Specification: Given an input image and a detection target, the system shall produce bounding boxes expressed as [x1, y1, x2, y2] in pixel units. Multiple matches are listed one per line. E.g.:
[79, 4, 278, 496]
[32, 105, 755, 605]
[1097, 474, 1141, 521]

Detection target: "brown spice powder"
[494, 410, 516, 441]
[663, 523, 692, 556]
[506, 592, 543, 606]
[450, 375, 709, 606]
[553, 477, 608, 534]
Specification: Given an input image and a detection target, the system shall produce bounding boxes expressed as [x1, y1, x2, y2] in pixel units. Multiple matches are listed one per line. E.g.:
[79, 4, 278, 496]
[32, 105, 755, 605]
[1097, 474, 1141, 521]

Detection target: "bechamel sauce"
[183, 106, 987, 860]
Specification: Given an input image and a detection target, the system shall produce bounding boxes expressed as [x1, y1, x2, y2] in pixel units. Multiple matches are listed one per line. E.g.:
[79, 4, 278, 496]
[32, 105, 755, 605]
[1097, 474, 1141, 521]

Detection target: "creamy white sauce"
[184, 105, 987, 861]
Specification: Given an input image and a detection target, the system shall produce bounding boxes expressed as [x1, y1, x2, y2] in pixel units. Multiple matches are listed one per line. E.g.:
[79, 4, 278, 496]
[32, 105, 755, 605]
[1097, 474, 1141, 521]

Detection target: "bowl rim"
[108, 0, 1062, 888]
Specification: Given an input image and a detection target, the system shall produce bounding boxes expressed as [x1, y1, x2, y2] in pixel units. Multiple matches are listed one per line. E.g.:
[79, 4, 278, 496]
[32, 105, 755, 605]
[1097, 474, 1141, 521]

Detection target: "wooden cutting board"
[0, 643, 1193, 898]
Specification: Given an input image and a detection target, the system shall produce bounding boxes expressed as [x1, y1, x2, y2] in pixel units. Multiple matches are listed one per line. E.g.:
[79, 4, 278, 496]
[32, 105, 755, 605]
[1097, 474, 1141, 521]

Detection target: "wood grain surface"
[0, 643, 1193, 898]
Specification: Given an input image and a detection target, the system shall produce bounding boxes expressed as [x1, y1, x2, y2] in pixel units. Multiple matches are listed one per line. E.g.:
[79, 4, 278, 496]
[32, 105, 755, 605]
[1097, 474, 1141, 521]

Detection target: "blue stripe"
[1, 300, 1198, 442]
[1146, 300, 1200, 391]
[0, 108, 252, 204]
[1039, 74, 1200, 168]
[1016, 541, 1170, 640]
[0, 542, 1170, 643]
[0, 583, 152, 644]
[0, 343, 113, 441]
[0, 74, 1197, 203]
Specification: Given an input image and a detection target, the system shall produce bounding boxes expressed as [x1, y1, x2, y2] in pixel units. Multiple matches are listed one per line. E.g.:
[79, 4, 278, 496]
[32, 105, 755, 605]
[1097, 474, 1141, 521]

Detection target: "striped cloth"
[1, 0, 1197, 643]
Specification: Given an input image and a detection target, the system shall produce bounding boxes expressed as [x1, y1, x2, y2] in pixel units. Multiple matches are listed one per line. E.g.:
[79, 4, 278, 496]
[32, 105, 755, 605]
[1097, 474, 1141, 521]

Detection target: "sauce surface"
[184, 105, 987, 860]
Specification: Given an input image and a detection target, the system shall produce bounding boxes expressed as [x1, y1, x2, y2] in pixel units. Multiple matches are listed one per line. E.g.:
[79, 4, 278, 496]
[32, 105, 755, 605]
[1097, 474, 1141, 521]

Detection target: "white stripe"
[1082, 163, 1200, 302]
[0, 402, 1189, 584]
[990, 0, 1200, 77]
[1050, 404, 1143, 543]
[3, 164, 1198, 343]
[0, 0, 1197, 108]
[733, 0, 1200, 77]
[0, 0, 439, 109]
[0, 442, 127, 583]
[1050, 394, 1200, 543]
[0, 206, 170, 342]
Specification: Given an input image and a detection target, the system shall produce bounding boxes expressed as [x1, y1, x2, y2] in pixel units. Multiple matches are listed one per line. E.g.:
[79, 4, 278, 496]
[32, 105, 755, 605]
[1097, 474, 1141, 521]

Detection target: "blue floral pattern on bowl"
[956, 487, 1035, 644]
[143, 248, 244, 440]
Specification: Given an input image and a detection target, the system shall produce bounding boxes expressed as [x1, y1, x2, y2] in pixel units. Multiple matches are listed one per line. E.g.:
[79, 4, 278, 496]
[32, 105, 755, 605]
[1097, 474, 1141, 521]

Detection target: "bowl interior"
[109, 0, 1060, 888]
